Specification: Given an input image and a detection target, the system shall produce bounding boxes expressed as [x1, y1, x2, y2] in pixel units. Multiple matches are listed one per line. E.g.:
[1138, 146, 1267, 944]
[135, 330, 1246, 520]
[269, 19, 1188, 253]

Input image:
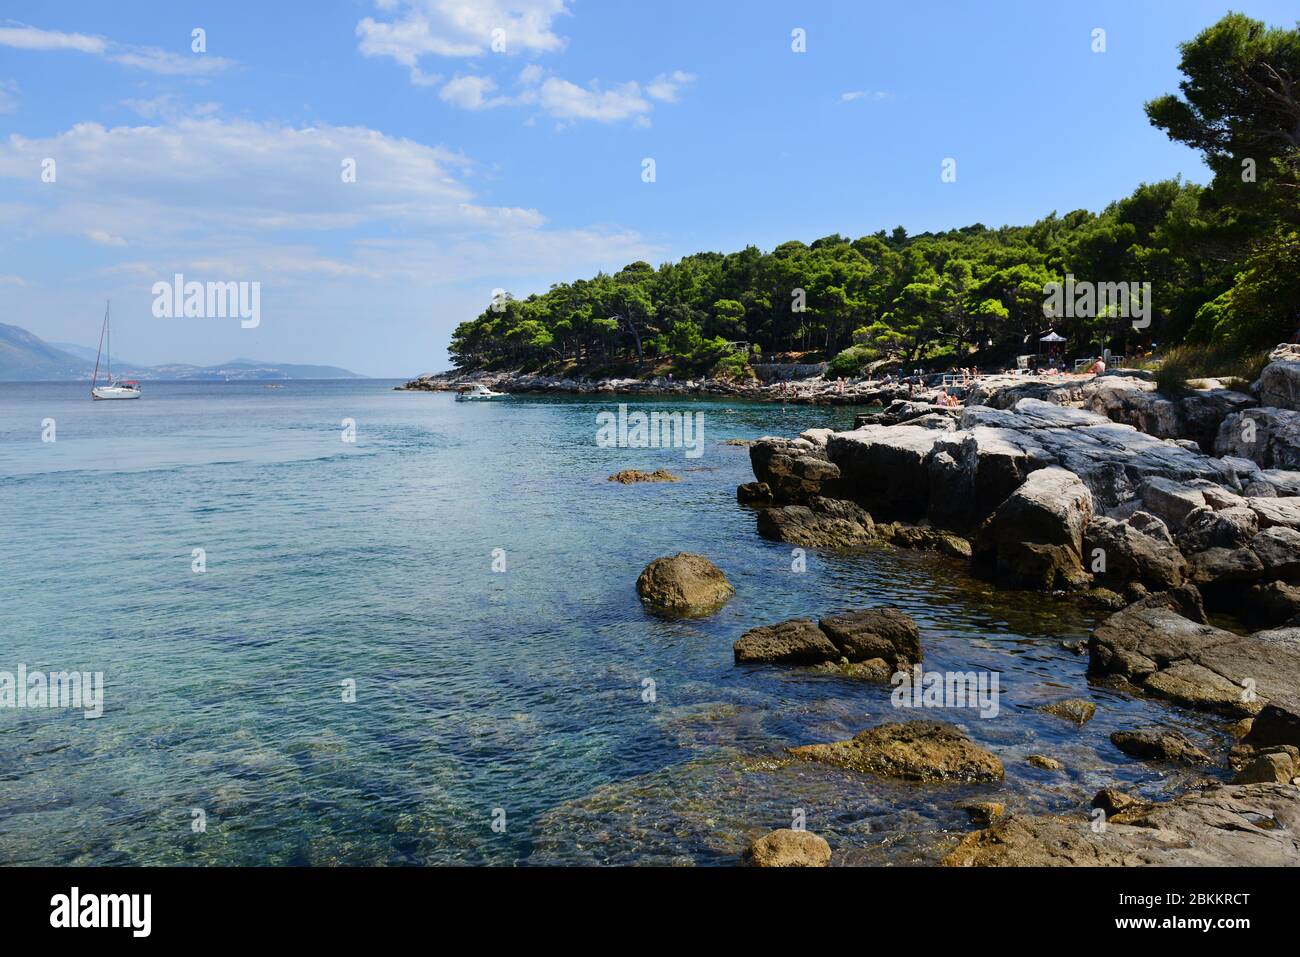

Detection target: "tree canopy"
[449, 14, 1299, 378]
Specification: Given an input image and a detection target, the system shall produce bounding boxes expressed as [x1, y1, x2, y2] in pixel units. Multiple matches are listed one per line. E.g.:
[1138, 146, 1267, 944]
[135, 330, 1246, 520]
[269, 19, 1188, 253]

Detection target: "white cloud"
[0, 117, 661, 285]
[0, 274, 26, 286]
[439, 75, 508, 110]
[645, 71, 695, 103]
[840, 90, 893, 103]
[0, 24, 106, 54]
[357, 0, 569, 77]
[537, 78, 651, 123]
[0, 79, 16, 113]
[0, 22, 233, 75]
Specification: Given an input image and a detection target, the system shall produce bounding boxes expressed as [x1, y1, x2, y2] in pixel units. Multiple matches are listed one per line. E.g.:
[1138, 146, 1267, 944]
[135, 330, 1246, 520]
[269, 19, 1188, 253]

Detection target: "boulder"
[1251, 526, 1300, 579]
[1258, 343, 1300, 411]
[1092, 788, 1146, 818]
[1176, 505, 1258, 553]
[1027, 754, 1064, 771]
[788, 720, 1004, 783]
[736, 481, 772, 505]
[741, 828, 832, 867]
[817, 607, 922, 667]
[636, 553, 735, 619]
[1110, 728, 1212, 766]
[1139, 477, 1206, 530]
[756, 498, 876, 547]
[1089, 606, 1300, 717]
[1186, 546, 1265, 586]
[1215, 407, 1300, 469]
[1233, 748, 1300, 785]
[876, 523, 972, 558]
[973, 467, 1093, 589]
[1246, 496, 1300, 530]
[942, 783, 1300, 866]
[733, 618, 840, 665]
[1242, 699, 1300, 750]
[1241, 581, 1300, 628]
[1084, 514, 1185, 591]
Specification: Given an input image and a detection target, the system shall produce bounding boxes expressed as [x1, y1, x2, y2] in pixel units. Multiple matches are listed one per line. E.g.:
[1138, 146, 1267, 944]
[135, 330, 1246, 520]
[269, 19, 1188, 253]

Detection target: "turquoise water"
[0, 381, 1230, 865]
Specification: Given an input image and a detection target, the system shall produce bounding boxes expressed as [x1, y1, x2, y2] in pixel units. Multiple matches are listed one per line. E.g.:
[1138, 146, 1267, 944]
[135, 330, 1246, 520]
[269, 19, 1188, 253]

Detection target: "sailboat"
[91, 300, 141, 400]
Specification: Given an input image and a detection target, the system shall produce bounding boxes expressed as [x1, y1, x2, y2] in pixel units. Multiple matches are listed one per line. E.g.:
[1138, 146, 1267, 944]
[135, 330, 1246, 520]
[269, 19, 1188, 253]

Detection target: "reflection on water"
[0, 382, 1231, 865]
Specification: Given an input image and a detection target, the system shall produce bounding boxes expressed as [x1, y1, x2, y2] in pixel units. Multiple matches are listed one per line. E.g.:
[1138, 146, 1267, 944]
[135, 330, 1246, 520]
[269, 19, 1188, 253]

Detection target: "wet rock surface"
[742, 828, 832, 867]
[942, 783, 1300, 866]
[789, 721, 1005, 784]
[635, 553, 735, 619]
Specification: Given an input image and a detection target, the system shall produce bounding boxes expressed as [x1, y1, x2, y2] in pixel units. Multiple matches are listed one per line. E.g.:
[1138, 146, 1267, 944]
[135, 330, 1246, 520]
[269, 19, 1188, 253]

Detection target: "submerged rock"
[636, 553, 734, 619]
[943, 783, 1300, 866]
[1039, 698, 1097, 726]
[608, 468, 680, 484]
[789, 720, 1004, 784]
[1026, 754, 1064, 771]
[1110, 728, 1212, 766]
[741, 828, 832, 867]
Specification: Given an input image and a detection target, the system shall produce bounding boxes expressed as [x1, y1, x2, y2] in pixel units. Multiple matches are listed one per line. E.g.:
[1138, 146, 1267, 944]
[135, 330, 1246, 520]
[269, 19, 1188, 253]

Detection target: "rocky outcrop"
[1088, 605, 1300, 717]
[749, 437, 842, 502]
[973, 467, 1093, 589]
[636, 553, 735, 618]
[741, 828, 831, 867]
[942, 783, 1300, 866]
[789, 720, 1004, 783]
[1083, 376, 1255, 450]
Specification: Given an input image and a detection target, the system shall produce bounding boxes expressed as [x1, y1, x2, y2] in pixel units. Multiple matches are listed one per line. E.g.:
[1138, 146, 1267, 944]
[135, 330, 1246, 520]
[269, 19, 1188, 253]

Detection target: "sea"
[0, 380, 1231, 865]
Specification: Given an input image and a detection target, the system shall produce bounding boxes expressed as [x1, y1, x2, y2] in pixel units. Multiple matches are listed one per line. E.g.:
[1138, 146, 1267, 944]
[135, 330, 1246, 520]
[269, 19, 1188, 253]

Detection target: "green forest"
[449, 13, 1299, 380]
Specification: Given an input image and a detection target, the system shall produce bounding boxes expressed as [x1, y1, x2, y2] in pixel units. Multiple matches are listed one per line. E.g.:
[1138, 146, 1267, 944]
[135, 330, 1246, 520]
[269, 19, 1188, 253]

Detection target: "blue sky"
[0, 0, 1294, 376]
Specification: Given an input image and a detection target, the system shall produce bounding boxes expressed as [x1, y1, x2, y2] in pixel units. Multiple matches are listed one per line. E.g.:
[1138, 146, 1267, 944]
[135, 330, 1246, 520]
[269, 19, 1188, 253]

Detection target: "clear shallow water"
[0, 381, 1231, 865]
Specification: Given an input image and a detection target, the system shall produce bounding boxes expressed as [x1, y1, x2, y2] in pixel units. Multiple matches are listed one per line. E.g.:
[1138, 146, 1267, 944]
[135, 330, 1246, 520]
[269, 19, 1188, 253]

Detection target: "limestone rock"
[817, 607, 922, 667]
[789, 720, 1004, 783]
[1110, 728, 1212, 766]
[742, 828, 831, 867]
[973, 467, 1093, 589]
[942, 783, 1300, 866]
[636, 553, 735, 619]
[733, 618, 839, 665]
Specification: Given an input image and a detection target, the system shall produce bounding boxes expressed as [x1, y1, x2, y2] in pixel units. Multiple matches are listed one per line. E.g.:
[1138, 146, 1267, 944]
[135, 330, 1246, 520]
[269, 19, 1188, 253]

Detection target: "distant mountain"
[0, 324, 94, 380]
[1, 323, 366, 381]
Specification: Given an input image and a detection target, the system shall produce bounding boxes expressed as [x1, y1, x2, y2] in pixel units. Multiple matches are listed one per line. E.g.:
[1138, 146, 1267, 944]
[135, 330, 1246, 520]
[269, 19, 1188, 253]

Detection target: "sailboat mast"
[91, 300, 108, 394]
[106, 301, 111, 383]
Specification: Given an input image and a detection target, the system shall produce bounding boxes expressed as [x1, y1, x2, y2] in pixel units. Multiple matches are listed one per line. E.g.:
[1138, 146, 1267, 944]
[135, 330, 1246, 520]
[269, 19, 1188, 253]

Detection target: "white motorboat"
[90, 300, 141, 400]
[454, 384, 507, 401]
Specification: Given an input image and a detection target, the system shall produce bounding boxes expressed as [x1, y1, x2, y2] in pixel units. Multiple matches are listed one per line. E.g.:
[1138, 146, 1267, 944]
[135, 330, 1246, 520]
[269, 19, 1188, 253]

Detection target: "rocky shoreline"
[399, 367, 971, 406]
[724, 344, 1300, 865]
